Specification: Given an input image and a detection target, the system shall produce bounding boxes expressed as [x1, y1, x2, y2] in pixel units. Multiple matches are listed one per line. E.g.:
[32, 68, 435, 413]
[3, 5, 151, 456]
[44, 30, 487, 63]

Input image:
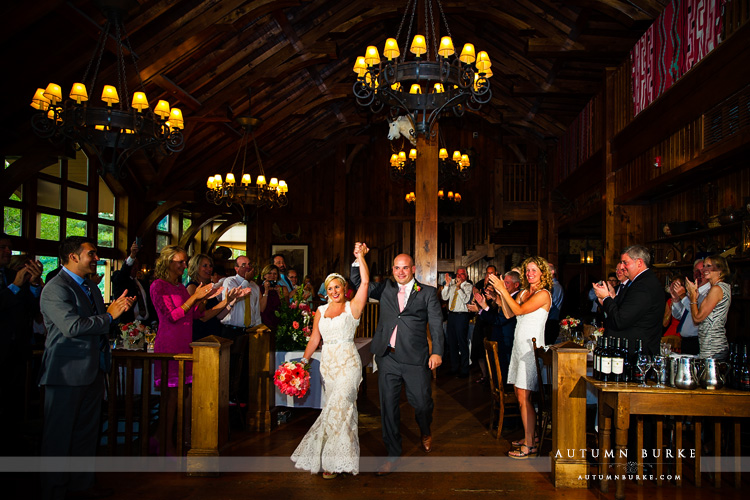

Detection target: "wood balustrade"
[355, 302, 379, 338]
[27, 337, 231, 464]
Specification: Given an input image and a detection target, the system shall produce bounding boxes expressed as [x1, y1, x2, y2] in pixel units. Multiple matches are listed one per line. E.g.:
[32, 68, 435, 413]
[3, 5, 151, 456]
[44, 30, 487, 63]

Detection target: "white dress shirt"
[441, 279, 473, 312]
[221, 275, 261, 328]
[671, 281, 710, 338]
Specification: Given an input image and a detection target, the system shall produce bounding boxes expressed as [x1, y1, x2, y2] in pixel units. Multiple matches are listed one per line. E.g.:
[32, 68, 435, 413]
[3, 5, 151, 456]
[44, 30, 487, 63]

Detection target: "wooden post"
[187, 335, 231, 476]
[414, 132, 438, 286]
[245, 324, 277, 432]
[550, 342, 588, 487]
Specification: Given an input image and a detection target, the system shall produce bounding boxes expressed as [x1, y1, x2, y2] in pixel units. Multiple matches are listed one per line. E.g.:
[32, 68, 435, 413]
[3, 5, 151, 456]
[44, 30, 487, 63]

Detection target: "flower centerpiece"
[274, 360, 311, 398]
[274, 286, 314, 351]
[559, 315, 582, 342]
[119, 320, 154, 350]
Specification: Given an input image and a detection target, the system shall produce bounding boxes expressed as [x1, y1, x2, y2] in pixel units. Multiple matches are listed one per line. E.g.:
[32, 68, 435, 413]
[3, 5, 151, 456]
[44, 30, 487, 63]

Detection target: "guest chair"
[532, 337, 553, 456]
[483, 339, 519, 439]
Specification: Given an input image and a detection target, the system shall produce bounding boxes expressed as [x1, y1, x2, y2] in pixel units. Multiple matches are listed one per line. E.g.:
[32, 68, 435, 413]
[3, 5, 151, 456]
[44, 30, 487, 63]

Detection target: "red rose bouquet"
[274, 360, 311, 398]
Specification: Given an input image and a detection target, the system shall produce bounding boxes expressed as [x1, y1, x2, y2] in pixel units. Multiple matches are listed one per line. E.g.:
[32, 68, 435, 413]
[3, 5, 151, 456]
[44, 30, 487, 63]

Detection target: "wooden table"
[585, 376, 750, 500]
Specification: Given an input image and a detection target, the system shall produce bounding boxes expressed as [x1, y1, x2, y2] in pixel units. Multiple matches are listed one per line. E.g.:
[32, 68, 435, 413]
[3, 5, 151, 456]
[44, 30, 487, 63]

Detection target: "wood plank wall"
[253, 117, 504, 283]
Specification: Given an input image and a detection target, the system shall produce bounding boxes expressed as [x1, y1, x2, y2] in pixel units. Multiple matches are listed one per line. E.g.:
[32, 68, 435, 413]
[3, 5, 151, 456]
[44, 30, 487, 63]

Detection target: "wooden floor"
[15, 367, 749, 500]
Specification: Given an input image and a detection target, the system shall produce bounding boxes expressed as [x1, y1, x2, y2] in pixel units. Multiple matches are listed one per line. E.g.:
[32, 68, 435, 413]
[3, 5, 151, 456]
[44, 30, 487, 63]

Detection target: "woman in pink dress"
[150, 245, 238, 455]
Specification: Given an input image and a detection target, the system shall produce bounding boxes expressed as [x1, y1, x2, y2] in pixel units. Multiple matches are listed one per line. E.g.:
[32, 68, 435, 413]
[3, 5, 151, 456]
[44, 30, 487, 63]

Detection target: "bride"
[291, 243, 370, 478]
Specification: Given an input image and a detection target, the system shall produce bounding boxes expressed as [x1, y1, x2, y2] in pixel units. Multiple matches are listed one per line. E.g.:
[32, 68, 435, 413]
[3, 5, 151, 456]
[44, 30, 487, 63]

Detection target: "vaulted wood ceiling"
[1, 0, 666, 205]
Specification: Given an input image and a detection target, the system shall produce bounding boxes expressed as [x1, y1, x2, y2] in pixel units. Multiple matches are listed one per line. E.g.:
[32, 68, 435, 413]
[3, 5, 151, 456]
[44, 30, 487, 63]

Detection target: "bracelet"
[181, 303, 190, 312]
[300, 357, 309, 365]
[690, 302, 697, 305]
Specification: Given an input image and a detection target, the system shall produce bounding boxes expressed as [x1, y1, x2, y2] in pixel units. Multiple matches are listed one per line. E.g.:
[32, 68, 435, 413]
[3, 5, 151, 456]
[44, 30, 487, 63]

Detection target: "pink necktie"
[389, 284, 406, 347]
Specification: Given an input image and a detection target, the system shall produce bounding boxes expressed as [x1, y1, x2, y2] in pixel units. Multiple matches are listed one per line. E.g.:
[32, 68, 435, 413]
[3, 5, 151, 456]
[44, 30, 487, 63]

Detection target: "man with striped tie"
[441, 267, 474, 378]
[221, 255, 259, 405]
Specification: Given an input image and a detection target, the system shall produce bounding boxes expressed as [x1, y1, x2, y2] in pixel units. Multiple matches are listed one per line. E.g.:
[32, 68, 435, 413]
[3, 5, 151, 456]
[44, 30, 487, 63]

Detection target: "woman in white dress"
[489, 256, 552, 459]
[291, 247, 370, 478]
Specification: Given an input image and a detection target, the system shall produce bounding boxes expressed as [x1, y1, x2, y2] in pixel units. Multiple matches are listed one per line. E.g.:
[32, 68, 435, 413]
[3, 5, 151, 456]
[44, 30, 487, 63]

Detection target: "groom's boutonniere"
[413, 283, 421, 292]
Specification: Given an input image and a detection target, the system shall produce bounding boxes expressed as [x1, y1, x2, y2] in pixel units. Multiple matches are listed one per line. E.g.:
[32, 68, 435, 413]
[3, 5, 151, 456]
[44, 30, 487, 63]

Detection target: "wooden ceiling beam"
[563, 0, 653, 26]
[512, 79, 601, 96]
[527, 35, 636, 58]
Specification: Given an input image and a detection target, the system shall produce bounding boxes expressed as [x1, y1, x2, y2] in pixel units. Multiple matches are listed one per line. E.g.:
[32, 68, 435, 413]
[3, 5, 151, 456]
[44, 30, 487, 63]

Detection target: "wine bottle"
[741, 345, 750, 392]
[611, 338, 624, 383]
[600, 337, 612, 382]
[632, 339, 644, 385]
[591, 339, 602, 380]
[621, 338, 631, 383]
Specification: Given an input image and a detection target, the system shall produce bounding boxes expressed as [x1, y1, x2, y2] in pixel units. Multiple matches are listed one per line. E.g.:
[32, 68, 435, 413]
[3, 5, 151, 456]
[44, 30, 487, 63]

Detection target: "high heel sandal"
[322, 472, 338, 479]
[508, 445, 537, 459]
[511, 436, 539, 447]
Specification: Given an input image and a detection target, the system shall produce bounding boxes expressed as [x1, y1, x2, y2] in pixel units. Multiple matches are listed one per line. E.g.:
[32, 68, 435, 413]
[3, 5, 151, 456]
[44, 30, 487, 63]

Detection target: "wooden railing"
[26, 336, 231, 466]
[355, 302, 380, 338]
[105, 351, 191, 457]
[504, 163, 539, 203]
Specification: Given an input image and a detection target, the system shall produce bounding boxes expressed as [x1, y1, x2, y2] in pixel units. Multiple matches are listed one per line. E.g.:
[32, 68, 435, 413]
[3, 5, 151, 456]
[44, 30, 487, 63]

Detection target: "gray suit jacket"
[39, 269, 112, 386]
[351, 265, 444, 366]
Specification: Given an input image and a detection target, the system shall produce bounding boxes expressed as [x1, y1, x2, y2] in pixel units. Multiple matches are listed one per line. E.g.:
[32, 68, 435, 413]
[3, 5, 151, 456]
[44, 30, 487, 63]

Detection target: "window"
[1, 150, 121, 300]
[156, 214, 171, 251]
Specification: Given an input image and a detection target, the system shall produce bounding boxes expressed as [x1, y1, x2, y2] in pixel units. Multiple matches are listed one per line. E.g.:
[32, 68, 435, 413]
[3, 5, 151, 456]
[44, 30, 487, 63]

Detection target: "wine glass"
[637, 354, 651, 387]
[652, 355, 666, 388]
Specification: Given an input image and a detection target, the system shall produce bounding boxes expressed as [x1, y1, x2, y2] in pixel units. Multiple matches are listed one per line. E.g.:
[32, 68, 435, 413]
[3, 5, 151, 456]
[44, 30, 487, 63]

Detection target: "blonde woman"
[685, 254, 731, 360]
[489, 256, 552, 459]
[291, 245, 370, 478]
[150, 246, 237, 455]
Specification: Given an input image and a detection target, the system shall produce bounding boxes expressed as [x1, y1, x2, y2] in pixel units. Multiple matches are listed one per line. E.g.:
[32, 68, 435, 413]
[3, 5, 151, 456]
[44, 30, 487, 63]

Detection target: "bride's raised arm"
[350, 242, 370, 320]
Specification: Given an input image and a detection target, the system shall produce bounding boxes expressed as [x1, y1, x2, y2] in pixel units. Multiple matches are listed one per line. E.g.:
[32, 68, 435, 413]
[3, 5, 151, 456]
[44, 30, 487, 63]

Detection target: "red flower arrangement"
[273, 360, 311, 398]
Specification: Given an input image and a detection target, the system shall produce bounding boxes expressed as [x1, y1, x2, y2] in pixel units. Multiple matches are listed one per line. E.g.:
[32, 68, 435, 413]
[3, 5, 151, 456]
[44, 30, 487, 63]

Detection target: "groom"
[351, 243, 444, 475]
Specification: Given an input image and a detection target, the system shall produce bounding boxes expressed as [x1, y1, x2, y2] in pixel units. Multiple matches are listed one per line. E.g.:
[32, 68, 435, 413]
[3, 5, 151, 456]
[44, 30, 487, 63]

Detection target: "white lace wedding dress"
[291, 301, 362, 474]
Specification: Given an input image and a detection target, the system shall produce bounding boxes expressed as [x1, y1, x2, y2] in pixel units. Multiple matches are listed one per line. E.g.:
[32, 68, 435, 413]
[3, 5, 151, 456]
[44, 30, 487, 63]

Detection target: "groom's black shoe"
[421, 434, 433, 453]
[376, 460, 397, 476]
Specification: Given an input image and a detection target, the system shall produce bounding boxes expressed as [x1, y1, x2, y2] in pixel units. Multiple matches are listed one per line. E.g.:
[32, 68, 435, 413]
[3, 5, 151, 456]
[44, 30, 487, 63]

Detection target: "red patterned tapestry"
[631, 0, 726, 116]
[654, 0, 683, 95]
[631, 23, 656, 115]
[683, 0, 725, 72]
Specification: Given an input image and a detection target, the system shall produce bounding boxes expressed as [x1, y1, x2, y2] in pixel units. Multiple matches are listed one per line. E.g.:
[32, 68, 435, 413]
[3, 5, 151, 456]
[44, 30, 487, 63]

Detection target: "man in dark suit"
[0, 233, 43, 454]
[112, 240, 156, 325]
[39, 236, 134, 500]
[593, 244, 664, 355]
[351, 243, 444, 475]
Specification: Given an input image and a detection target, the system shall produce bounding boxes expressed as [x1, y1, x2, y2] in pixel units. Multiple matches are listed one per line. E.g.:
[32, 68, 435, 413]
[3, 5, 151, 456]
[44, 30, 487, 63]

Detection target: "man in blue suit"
[351, 243, 444, 475]
[39, 236, 134, 500]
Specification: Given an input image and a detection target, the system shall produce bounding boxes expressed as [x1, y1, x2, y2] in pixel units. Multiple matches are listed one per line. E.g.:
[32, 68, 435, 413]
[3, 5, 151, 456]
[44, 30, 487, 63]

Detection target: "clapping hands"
[107, 290, 136, 320]
[684, 277, 698, 301]
[487, 274, 505, 293]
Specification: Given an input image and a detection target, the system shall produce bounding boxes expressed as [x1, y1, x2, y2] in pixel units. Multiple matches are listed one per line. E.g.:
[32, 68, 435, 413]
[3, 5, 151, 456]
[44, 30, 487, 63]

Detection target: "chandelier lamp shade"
[390, 144, 473, 182]
[29, 2, 184, 177]
[353, 0, 492, 138]
[206, 116, 288, 209]
[405, 189, 461, 205]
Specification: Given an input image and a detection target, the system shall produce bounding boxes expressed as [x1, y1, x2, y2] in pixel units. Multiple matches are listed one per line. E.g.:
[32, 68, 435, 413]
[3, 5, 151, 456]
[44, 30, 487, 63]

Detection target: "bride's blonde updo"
[324, 273, 347, 291]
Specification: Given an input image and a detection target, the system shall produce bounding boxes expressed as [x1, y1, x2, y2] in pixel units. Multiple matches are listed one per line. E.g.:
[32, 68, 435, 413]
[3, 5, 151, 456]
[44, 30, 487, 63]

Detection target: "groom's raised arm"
[350, 262, 385, 300]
